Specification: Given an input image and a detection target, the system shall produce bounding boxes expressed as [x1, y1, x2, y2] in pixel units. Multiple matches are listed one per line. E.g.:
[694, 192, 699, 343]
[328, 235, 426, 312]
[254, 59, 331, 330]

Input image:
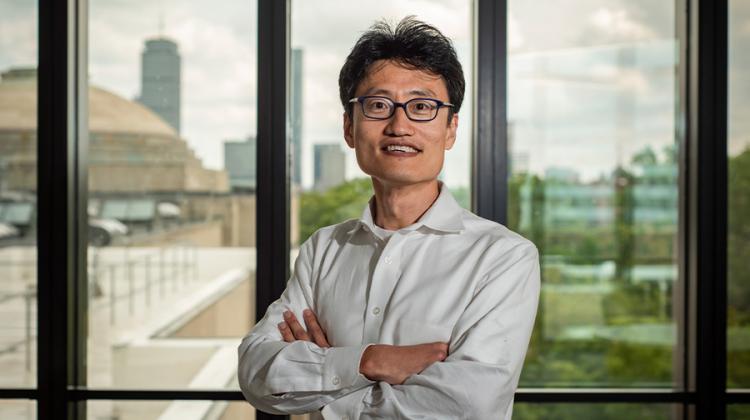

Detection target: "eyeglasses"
[348, 96, 454, 122]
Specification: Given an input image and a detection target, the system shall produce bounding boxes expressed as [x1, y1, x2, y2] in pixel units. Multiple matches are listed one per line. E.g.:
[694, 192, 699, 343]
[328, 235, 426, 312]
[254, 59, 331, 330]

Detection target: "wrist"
[359, 344, 382, 380]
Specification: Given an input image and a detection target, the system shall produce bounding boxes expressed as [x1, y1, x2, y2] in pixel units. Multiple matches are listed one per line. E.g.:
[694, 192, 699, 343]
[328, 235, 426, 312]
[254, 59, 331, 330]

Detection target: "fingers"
[282, 310, 310, 341]
[433, 342, 449, 360]
[303, 309, 330, 348]
[278, 321, 295, 342]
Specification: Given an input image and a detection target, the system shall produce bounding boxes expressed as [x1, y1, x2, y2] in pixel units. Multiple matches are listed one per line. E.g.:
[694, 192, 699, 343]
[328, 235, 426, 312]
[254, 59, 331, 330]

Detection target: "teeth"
[386, 144, 418, 153]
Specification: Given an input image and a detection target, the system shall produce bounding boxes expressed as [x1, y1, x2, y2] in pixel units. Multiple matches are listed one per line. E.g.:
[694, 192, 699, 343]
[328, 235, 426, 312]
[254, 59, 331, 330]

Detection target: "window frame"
[0, 0, 744, 418]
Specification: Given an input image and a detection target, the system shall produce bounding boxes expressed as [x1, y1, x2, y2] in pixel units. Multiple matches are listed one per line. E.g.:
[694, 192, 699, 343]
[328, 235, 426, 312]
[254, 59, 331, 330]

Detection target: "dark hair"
[338, 16, 465, 119]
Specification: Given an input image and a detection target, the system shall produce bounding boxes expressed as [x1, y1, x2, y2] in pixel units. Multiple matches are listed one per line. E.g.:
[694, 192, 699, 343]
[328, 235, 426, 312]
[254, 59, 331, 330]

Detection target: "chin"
[369, 172, 438, 187]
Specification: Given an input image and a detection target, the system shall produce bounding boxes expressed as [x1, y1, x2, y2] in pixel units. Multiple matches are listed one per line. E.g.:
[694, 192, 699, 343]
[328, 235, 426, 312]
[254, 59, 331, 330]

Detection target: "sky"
[0, 0, 748, 188]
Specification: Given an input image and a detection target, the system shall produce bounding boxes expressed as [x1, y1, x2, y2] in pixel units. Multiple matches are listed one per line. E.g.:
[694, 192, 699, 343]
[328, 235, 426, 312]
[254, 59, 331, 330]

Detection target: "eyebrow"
[362, 87, 438, 98]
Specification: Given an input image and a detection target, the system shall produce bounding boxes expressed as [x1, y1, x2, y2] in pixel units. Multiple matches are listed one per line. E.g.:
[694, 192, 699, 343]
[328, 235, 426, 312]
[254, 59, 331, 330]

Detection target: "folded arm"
[324, 243, 541, 420]
[236, 239, 374, 415]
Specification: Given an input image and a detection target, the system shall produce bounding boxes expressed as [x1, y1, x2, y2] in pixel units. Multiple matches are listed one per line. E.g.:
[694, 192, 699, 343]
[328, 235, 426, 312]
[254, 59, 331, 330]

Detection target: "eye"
[409, 100, 437, 115]
[364, 98, 392, 113]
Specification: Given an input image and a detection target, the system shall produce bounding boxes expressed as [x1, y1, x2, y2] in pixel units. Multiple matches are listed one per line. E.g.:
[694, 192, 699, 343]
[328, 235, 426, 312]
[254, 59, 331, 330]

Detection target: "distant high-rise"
[138, 37, 181, 133]
[313, 143, 346, 191]
[224, 137, 256, 192]
[290, 48, 304, 186]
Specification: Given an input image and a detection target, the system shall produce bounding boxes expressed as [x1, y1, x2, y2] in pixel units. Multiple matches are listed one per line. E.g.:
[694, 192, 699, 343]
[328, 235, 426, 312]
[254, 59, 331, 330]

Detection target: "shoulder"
[458, 210, 539, 271]
[298, 218, 361, 254]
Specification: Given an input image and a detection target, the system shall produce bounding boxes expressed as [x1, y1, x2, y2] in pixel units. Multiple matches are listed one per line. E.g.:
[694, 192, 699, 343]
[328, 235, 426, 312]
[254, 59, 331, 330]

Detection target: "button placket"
[362, 233, 405, 343]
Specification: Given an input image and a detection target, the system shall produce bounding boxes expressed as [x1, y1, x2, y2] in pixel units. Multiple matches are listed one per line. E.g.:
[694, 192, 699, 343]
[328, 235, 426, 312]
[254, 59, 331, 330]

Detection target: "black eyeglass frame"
[348, 95, 455, 122]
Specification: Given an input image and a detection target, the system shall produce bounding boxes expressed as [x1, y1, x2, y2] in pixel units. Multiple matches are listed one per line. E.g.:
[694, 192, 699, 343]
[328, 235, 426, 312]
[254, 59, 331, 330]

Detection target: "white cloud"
[87, 0, 258, 170]
[508, 13, 525, 52]
[3, 0, 697, 189]
[0, 12, 37, 70]
[589, 7, 656, 41]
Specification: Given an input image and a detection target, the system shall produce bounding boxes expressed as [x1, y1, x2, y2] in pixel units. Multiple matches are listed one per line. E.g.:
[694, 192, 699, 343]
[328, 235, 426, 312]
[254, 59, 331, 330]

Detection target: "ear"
[343, 111, 355, 149]
[444, 113, 458, 151]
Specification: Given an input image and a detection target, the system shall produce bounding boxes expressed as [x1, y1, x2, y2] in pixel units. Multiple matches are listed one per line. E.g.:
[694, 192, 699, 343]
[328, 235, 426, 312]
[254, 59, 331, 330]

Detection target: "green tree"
[613, 166, 635, 282]
[298, 178, 373, 245]
[728, 147, 750, 387]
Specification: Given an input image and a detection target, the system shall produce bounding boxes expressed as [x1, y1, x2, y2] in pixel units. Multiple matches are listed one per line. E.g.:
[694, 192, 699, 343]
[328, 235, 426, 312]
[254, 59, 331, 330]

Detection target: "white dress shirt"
[238, 181, 540, 420]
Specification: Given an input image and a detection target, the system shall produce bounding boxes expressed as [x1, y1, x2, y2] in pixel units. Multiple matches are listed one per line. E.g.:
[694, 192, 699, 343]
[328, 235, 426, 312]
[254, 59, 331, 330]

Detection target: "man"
[238, 17, 540, 420]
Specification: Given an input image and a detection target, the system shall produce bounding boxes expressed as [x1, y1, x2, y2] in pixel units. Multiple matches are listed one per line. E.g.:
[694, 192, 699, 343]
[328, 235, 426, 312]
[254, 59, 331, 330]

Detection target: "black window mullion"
[474, 0, 508, 224]
[37, 0, 88, 418]
[687, 0, 729, 417]
[255, 0, 290, 419]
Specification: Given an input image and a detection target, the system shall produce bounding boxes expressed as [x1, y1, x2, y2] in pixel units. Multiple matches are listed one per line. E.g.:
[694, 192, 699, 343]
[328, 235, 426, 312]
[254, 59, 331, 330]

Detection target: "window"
[508, 1, 680, 393]
[0, 0, 38, 406]
[727, 0, 750, 390]
[0, 0, 743, 418]
[87, 0, 257, 417]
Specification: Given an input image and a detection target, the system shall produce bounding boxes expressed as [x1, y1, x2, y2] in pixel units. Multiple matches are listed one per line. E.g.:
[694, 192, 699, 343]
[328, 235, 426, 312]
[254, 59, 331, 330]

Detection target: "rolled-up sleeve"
[323, 242, 541, 420]
[237, 238, 375, 415]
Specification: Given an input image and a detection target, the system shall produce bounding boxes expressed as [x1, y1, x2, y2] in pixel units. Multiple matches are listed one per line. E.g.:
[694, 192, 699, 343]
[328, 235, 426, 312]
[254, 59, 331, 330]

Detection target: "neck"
[371, 179, 441, 230]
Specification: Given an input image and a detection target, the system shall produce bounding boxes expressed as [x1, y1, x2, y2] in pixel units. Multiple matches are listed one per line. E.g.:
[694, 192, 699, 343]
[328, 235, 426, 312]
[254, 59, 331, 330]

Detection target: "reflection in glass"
[87, 0, 257, 394]
[728, 405, 750, 419]
[290, 1, 474, 248]
[507, 1, 680, 387]
[728, 0, 750, 388]
[87, 400, 316, 420]
[0, 400, 35, 420]
[89, 400, 297, 420]
[0, 0, 38, 402]
[514, 403, 674, 419]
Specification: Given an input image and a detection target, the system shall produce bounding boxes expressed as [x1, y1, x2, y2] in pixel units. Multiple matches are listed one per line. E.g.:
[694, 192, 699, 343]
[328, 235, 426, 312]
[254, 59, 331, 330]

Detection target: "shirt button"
[372, 307, 381, 316]
[332, 375, 341, 385]
[384, 256, 392, 264]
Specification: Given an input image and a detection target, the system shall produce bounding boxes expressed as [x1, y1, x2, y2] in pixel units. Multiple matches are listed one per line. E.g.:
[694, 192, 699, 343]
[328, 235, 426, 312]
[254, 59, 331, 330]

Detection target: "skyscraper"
[313, 143, 346, 192]
[290, 48, 304, 187]
[224, 137, 257, 192]
[138, 37, 181, 134]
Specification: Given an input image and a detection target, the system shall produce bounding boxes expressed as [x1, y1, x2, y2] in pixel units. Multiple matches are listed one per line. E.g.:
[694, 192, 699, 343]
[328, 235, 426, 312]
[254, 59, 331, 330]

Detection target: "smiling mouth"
[382, 144, 421, 154]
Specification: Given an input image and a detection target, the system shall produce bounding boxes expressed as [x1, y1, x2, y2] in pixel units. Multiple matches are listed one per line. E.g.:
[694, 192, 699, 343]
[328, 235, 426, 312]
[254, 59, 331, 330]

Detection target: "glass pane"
[508, 1, 680, 387]
[87, 400, 316, 420]
[514, 403, 676, 419]
[88, 400, 256, 420]
[728, 0, 750, 389]
[290, 1, 474, 248]
[87, 0, 257, 389]
[729, 405, 750, 420]
[0, 0, 38, 389]
[0, 400, 36, 420]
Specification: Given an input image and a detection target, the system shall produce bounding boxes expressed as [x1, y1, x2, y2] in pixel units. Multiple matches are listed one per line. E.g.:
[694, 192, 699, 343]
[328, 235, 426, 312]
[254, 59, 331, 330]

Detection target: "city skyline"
[0, 0, 748, 188]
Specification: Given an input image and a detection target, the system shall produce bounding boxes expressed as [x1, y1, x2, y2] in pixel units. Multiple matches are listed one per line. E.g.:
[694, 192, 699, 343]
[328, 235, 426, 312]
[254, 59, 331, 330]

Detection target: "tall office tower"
[313, 143, 346, 192]
[224, 137, 257, 192]
[138, 37, 181, 134]
[290, 48, 304, 187]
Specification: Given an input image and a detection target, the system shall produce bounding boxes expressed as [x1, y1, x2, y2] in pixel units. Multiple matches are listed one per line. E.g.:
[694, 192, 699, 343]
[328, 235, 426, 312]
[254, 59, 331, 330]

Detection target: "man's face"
[343, 59, 458, 187]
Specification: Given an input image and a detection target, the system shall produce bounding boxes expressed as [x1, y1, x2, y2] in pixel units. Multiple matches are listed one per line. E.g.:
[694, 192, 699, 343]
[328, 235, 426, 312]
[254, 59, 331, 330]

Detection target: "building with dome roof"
[0, 67, 279, 247]
[0, 67, 226, 193]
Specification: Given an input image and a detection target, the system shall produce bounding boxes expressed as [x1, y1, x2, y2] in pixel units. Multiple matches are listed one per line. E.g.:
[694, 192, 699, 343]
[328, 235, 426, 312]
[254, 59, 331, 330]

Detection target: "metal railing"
[88, 243, 199, 325]
[0, 243, 199, 372]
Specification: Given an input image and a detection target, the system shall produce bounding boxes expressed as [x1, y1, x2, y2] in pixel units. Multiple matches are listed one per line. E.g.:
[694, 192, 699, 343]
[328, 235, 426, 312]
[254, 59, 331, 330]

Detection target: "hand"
[278, 309, 330, 348]
[359, 342, 449, 385]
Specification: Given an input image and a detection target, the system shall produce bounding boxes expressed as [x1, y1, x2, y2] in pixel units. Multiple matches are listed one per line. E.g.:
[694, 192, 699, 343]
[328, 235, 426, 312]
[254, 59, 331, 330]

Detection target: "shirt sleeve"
[322, 241, 541, 420]
[237, 236, 376, 415]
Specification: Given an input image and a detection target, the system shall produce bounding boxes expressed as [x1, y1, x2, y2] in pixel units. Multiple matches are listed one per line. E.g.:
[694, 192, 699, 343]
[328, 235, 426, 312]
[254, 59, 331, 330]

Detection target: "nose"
[384, 105, 414, 136]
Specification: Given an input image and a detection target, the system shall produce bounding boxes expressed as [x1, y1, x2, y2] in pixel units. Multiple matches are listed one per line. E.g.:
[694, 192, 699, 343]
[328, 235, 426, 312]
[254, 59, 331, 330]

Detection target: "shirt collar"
[346, 181, 465, 236]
